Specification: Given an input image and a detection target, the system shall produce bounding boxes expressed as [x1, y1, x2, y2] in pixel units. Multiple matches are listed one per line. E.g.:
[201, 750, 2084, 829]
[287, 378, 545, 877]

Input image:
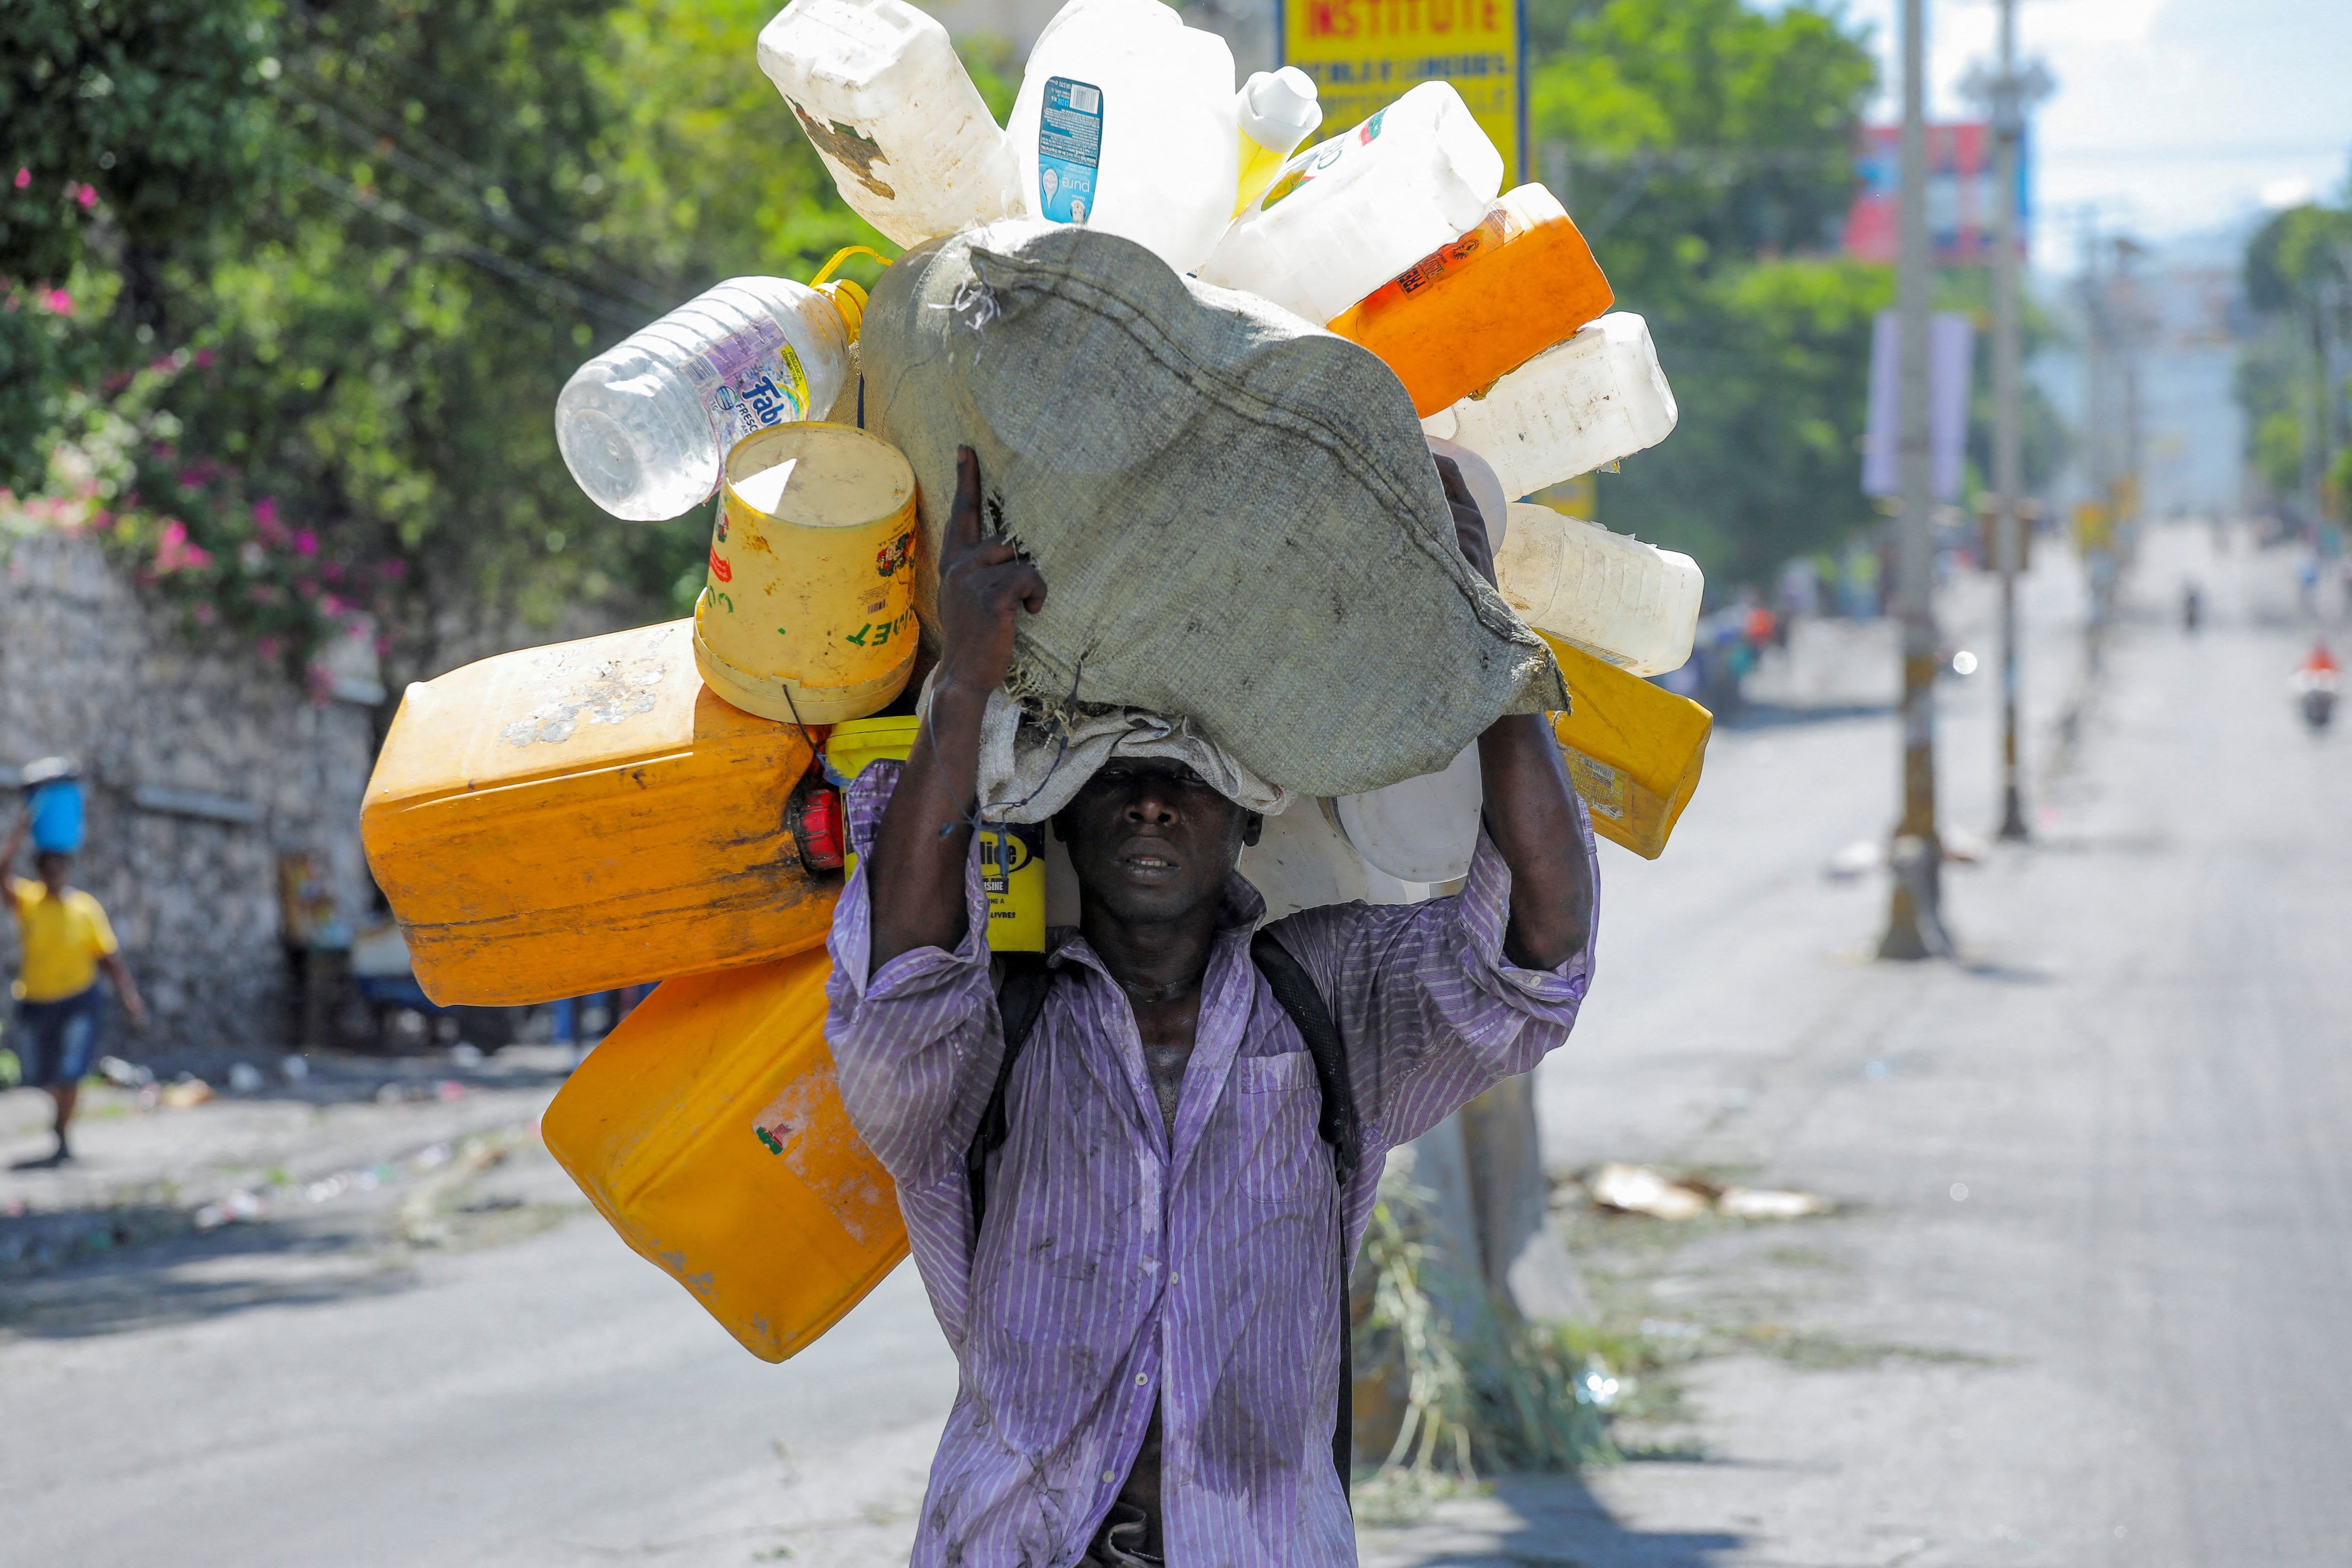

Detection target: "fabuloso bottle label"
[1037, 77, 1103, 225]
[1333, 205, 1511, 332]
[685, 320, 812, 447]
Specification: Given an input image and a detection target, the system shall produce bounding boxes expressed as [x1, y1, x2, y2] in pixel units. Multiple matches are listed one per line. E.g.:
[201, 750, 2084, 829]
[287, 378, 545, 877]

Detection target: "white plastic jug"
[1198, 81, 1502, 327]
[1421, 312, 1678, 500]
[1233, 67, 1321, 216]
[1494, 502, 1703, 677]
[759, 0, 1022, 248]
[1333, 744, 1484, 884]
[1006, 0, 1238, 276]
[1240, 797, 1435, 920]
[556, 277, 854, 522]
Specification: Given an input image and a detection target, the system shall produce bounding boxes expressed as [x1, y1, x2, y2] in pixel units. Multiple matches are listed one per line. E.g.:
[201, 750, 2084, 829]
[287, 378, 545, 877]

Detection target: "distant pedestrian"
[4, 810, 145, 1167]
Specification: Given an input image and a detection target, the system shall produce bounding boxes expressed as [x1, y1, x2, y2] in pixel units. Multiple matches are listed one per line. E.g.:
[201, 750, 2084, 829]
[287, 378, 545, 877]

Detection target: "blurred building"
[2039, 224, 2250, 517]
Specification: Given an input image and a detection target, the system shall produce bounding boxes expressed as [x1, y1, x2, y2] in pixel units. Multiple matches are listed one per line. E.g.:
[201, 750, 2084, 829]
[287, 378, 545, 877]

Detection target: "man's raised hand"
[936, 446, 1047, 696]
[866, 445, 1043, 970]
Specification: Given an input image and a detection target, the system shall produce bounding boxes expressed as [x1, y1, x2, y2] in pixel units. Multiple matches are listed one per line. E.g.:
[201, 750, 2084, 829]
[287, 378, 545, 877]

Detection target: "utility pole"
[2079, 212, 2106, 513]
[1979, 0, 2048, 842]
[2075, 209, 2115, 647]
[1881, 0, 1945, 959]
[2115, 235, 2147, 567]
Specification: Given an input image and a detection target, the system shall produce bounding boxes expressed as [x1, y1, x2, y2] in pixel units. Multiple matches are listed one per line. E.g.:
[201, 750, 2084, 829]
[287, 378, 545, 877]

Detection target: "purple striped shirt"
[824, 762, 1597, 1567]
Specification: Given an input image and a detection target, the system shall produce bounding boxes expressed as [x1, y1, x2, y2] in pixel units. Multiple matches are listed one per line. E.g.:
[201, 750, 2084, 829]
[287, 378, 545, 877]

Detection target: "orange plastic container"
[1326, 184, 1613, 417]
[542, 948, 908, 1362]
[1545, 632, 1712, 860]
[361, 620, 839, 1006]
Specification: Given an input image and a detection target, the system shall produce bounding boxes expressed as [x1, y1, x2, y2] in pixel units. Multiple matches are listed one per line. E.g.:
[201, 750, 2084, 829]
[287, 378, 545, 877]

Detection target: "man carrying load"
[4, 809, 146, 1168]
[826, 447, 1597, 1566]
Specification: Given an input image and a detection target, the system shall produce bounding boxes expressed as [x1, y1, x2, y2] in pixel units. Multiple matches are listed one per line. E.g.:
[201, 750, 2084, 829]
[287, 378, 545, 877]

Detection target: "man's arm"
[100, 952, 146, 1029]
[866, 445, 1047, 976]
[1442, 457, 1595, 971]
[824, 445, 1046, 1207]
[1, 812, 26, 916]
[1259, 459, 1600, 1157]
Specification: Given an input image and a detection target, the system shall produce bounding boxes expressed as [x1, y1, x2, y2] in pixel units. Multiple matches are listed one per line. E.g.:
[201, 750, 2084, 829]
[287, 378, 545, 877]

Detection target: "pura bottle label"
[1037, 77, 1103, 225]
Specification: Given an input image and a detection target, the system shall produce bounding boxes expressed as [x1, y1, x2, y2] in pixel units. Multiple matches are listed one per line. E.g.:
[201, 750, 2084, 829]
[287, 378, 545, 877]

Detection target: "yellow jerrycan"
[542, 947, 907, 1362]
[361, 620, 838, 1006]
[823, 715, 1048, 952]
[1545, 633, 1712, 860]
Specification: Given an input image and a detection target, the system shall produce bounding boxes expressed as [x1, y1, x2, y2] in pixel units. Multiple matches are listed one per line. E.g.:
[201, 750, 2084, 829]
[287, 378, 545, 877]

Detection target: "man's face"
[36, 851, 68, 896]
[1056, 759, 1259, 927]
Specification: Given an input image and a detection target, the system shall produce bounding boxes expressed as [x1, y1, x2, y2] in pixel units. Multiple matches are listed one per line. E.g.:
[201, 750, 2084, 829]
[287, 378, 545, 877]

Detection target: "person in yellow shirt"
[4, 810, 146, 1167]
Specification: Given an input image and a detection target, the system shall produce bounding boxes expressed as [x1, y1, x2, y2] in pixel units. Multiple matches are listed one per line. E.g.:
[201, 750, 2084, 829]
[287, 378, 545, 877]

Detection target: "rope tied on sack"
[932, 277, 1002, 367]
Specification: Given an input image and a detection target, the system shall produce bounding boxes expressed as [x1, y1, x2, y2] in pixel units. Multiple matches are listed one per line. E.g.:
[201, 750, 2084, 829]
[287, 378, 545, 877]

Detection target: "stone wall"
[0, 532, 377, 1055]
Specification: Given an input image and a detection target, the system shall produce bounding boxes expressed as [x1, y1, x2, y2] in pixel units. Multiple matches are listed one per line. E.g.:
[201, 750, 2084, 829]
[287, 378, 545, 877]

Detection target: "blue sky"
[1827, 0, 2352, 269]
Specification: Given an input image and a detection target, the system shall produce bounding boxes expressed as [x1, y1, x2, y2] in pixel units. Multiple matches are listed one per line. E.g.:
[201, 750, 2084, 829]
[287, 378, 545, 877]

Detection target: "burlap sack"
[860, 219, 1565, 798]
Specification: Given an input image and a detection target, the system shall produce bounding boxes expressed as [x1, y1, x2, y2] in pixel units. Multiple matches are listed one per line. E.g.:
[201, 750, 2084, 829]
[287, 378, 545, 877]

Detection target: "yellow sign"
[1279, 0, 1526, 188]
[2073, 499, 2112, 554]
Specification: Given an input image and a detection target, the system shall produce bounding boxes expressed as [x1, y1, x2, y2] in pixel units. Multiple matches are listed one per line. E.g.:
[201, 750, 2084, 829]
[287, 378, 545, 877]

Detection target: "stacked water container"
[365, 0, 1719, 1367]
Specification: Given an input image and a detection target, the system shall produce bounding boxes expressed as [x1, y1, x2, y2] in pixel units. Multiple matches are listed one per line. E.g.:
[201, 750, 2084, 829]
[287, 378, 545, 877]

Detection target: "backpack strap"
[1250, 928, 1358, 1495]
[1249, 930, 1359, 1190]
[969, 950, 1052, 1239]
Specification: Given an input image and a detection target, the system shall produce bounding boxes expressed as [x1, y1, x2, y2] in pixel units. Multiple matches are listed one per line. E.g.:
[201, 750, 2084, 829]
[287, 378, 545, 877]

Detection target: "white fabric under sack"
[917, 675, 1293, 826]
[860, 219, 1566, 799]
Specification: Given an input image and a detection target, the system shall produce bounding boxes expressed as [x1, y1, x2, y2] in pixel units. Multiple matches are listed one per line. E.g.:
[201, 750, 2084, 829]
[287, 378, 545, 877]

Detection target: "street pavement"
[4, 522, 2346, 1567]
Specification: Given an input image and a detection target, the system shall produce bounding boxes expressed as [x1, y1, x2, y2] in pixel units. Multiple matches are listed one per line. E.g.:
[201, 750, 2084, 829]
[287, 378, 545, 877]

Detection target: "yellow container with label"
[823, 715, 1048, 952]
[1543, 633, 1712, 860]
[694, 422, 921, 726]
[541, 948, 907, 1363]
[360, 620, 838, 1006]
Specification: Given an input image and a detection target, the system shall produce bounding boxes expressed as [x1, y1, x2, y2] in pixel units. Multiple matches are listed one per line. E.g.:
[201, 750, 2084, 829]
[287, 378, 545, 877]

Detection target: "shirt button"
[1102, 1470, 1116, 1484]
[1135, 1372, 1148, 1386]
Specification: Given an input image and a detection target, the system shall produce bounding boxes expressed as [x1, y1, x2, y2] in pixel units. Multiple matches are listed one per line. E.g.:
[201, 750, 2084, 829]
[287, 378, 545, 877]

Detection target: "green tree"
[1526, 0, 1886, 589]
[2, 0, 941, 689]
[0, 0, 276, 477]
[2238, 192, 2352, 523]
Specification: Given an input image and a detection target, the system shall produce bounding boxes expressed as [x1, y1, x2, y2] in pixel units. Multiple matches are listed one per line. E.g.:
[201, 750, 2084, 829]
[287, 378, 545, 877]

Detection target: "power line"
[275, 80, 673, 316]
[292, 163, 647, 328]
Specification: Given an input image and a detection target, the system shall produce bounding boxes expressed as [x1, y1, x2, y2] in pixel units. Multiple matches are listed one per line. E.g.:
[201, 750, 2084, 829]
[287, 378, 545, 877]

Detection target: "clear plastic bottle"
[1233, 67, 1321, 216]
[1198, 81, 1502, 326]
[1006, 0, 1238, 276]
[1420, 311, 1678, 500]
[555, 277, 858, 523]
[1494, 502, 1703, 677]
[758, 0, 1022, 247]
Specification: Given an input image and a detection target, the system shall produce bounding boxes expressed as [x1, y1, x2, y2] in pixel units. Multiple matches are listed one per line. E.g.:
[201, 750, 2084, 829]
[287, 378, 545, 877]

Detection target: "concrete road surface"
[5, 522, 2346, 1567]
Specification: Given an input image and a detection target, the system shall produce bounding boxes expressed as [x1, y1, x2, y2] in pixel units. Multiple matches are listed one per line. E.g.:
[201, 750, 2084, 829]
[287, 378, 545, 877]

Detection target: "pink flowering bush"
[2, 350, 409, 688]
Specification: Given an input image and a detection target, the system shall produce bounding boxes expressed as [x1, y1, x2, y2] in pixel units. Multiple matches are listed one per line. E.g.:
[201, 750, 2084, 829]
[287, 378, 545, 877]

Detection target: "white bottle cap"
[1240, 66, 1323, 147]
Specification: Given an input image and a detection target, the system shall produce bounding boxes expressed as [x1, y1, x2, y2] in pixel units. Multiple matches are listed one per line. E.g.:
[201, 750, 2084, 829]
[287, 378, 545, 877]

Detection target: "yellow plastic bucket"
[821, 715, 1048, 952]
[694, 422, 920, 726]
[824, 713, 923, 788]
